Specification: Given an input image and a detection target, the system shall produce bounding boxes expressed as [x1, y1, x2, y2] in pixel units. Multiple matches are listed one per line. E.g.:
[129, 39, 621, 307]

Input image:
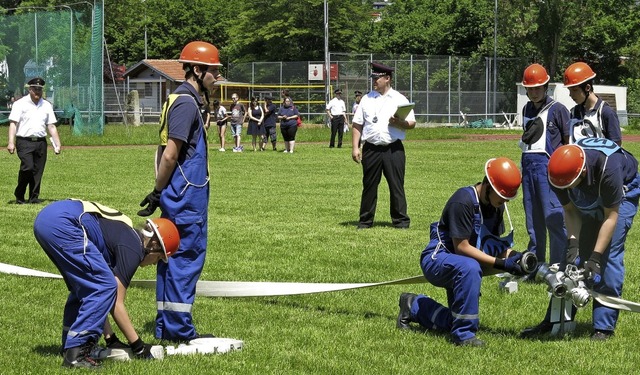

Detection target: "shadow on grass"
[484, 321, 594, 342]
[33, 343, 61, 357]
[249, 297, 388, 321]
[340, 220, 406, 229]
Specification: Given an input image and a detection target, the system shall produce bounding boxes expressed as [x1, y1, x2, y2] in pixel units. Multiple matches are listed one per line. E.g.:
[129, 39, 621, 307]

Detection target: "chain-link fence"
[229, 54, 525, 126]
[0, 1, 104, 134]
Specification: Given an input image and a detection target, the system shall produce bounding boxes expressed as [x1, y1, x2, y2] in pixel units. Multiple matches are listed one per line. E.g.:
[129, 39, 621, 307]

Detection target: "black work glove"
[566, 238, 580, 266]
[495, 252, 525, 276]
[584, 252, 602, 286]
[130, 338, 154, 360]
[105, 333, 129, 349]
[517, 250, 538, 274]
[137, 188, 161, 217]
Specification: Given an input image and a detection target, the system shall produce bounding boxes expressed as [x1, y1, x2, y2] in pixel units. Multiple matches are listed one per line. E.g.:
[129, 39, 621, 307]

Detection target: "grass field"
[1, 124, 640, 374]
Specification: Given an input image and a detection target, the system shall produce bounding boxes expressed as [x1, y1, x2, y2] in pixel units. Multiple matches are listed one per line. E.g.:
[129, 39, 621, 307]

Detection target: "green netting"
[0, 1, 104, 135]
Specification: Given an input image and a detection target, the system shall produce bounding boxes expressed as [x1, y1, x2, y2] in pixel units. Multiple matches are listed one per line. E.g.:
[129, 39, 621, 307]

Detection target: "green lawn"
[1, 124, 640, 374]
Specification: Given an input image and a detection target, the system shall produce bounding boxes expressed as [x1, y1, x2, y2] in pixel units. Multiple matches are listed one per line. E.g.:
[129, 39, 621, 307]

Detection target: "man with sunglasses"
[6, 77, 61, 204]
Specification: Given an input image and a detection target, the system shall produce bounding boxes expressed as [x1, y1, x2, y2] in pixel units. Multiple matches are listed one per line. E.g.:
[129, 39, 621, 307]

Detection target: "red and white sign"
[308, 64, 339, 81]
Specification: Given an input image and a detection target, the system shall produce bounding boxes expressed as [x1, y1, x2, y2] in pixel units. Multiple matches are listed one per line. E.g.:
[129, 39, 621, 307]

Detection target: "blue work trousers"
[591, 174, 640, 331]
[413, 248, 482, 343]
[521, 153, 566, 264]
[33, 200, 116, 349]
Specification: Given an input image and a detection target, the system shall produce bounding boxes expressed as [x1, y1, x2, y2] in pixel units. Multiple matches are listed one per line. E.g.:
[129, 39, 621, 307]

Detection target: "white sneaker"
[219, 148, 225, 152]
[232, 147, 239, 153]
[282, 150, 289, 153]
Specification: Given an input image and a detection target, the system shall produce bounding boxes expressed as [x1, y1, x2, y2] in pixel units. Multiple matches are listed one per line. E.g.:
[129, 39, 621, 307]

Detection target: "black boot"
[62, 344, 101, 369]
[396, 293, 417, 329]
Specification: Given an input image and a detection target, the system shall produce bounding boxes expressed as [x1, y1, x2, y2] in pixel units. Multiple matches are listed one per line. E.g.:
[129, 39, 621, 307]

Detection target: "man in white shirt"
[6, 77, 60, 204]
[326, 88, 347, 148]
[352, 63, 416, 229]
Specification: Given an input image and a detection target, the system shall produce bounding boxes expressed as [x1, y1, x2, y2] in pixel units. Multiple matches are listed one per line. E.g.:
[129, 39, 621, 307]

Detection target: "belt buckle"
[31, 137, 38, 141]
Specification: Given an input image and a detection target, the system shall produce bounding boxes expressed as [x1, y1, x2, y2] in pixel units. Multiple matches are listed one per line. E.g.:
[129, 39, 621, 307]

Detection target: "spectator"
[247, 96, 265, 151]
[278, 97, 299, 153]
[229, 93, 246, 152]
[212, 99, 229, 151]
[262, 95, 278, 151]
[326, 88, 347, 148]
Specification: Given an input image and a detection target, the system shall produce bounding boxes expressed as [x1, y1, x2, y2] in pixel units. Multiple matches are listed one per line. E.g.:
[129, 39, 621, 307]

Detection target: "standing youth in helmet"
[564, 62, 621, 145]
[397, 158, 531, 346]
[519, 63, 571, 266]
[521, 139, 640, 340]
[34, 199, 180, 368]
[138, 41, 223, 341]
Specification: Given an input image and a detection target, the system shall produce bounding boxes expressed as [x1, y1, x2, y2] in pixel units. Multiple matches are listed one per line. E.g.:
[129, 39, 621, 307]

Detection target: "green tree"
[105, 0, 231, 67]
[222, 0, 371, 62]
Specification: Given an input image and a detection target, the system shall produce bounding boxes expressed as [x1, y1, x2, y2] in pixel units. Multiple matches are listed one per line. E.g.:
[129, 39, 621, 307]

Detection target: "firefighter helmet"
[548, 144, 586, 189]
[485, 157, 521, 200]
[178, 41, 222, 67]
[522, 64, 550, 87]
[563, 62, 596, 87]
[146, 218, 180, 262]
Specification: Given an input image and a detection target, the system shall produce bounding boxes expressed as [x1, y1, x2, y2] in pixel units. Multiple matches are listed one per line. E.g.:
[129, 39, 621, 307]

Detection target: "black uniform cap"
[27, 77, 46, 87]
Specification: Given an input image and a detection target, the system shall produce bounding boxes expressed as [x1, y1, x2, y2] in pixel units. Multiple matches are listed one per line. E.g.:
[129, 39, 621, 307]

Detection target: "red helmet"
[178, 41, 222, 67]
[522, 64, 550, 87]
[485, 157, 521, 200]
[147, 218, 180, 262]
[548, 145, 586, 189]
[563, 62, 596, 87]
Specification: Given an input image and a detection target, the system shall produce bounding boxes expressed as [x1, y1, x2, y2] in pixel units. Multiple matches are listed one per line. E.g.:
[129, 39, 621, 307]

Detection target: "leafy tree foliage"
[221, 0, 371, 62]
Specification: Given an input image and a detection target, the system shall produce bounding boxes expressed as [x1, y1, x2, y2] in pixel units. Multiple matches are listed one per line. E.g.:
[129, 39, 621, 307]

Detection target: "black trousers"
[329, 116, 345, 147]
[15, 137, 48, 201]
[359, 140, 410, 228]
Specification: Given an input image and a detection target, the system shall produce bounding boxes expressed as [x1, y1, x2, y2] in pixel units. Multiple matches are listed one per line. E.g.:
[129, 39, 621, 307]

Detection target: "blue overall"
[521, 100, 567, 264]
[413, 187, 513, 343]
[567, 139, 640, 331]
[33, 200, 118, 350]
[155, 97, 210, 341]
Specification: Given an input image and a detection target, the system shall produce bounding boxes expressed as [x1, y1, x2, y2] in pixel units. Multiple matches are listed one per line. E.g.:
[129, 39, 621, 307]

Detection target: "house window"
[144, 83, 153, 97]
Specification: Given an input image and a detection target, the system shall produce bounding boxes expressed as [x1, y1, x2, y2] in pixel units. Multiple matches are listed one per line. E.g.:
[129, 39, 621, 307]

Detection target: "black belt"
[17, 136, 46, 142]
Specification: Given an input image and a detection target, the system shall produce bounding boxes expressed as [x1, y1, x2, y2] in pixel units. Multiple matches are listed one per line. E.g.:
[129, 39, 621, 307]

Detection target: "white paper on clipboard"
[394, 103, 415, 120]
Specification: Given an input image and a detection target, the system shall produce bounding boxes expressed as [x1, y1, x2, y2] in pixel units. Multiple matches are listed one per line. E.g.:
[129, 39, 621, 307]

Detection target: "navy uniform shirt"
[556, 149, 638, 209]
[97, 217, 144, 288]
[167, 83, 203, 161]
[438, 185, 505, 252]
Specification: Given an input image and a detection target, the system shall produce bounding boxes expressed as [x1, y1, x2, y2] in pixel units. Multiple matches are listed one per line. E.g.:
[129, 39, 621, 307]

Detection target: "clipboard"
[394, 103, 415, 120]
